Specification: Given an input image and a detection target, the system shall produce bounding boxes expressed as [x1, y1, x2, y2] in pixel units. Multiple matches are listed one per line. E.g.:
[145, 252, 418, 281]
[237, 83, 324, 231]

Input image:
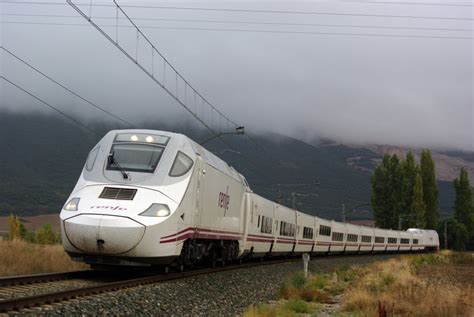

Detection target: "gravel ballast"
[9, 254, 400, 316]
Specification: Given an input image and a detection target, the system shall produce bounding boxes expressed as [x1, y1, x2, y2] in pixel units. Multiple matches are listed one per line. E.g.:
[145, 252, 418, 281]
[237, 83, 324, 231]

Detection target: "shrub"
[310, 274, 328, 290]
[36, 224, 59, 245]
[284, 299, 310, 313]
[291, 271, 306, 289]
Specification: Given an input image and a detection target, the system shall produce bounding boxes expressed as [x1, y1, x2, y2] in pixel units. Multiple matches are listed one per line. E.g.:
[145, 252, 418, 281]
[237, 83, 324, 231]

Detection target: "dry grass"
[0, 240, 88, 277]
[342, 252, 474, 317]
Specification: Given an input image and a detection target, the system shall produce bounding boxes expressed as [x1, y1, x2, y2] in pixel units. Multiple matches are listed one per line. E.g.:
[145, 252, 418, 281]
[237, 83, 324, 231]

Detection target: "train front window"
[107, 133, 169, 173]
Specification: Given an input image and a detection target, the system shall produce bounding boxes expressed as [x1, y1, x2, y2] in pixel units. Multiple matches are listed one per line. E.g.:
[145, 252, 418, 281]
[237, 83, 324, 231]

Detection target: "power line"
[1, 75, 100, 136]
[67, 1, 279, 181]
[2, 21, 472, 40]
[67, 0, 249, 157]
[1, 1, 472, 21]
[1, 46, 135, 128]
[2, 13, 471, 33]
[340, 0, 473, 7]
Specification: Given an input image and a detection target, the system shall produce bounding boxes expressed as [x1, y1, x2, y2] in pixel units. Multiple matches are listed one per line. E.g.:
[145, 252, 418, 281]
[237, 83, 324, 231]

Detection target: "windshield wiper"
[108, 152, 129, 180]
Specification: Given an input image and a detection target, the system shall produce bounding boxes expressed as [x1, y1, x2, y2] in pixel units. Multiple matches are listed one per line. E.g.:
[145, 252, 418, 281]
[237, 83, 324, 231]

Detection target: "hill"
[0, 111, 462, 221]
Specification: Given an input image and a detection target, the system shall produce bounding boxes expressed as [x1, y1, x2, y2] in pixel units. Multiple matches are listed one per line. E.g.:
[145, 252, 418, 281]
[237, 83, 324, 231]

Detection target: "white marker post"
[302, 253, 310, 278]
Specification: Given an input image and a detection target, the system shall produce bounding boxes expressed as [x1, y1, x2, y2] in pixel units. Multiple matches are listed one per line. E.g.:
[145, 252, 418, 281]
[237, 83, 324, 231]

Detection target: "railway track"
[0, 257, 301, 313]
[0, 252, 414, 314]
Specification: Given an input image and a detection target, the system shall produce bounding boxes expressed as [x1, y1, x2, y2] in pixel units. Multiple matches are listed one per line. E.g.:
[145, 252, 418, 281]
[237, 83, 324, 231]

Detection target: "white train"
[60, 130, 439, 267]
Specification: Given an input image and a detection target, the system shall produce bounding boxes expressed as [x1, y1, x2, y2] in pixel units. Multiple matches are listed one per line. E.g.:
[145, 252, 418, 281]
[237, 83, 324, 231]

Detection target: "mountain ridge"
[0, 111, 460, 221]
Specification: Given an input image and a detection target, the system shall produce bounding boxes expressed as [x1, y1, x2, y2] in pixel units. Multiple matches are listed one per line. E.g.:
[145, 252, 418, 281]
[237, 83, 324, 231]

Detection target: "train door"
[195, 163, 206, 231]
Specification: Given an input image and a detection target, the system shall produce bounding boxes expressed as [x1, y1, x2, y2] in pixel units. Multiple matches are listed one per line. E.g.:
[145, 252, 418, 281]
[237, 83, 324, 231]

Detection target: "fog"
[1, 0, 472, 150]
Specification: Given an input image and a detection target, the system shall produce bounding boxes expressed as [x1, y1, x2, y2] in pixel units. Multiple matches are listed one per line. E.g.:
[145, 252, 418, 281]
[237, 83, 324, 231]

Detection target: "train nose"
[63, 214, 145, 255]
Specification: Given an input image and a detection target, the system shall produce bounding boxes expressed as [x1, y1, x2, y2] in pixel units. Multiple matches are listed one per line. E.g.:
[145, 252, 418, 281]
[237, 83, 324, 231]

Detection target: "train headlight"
[64, 198, 80, 211]
[140, 203, 170, 217]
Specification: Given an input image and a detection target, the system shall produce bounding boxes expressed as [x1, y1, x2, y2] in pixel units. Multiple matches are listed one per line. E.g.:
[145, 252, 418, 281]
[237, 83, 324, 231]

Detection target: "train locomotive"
[60, 130, 439, 267]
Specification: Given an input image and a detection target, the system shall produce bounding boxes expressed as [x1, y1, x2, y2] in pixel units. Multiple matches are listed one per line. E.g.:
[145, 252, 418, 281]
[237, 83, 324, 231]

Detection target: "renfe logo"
[218, 186, 230, 213]
[90, 205, 127, 211]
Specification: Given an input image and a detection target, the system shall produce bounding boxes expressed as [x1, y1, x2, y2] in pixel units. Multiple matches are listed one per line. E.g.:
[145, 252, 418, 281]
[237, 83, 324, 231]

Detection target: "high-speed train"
[60, 130, 439, 267]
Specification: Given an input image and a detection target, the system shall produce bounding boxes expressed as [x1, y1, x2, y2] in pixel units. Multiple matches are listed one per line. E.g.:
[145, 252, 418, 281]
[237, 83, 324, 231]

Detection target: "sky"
[0, 0, 473, 151]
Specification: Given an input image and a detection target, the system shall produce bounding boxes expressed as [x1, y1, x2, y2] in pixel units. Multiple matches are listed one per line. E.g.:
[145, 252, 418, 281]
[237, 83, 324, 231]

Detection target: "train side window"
[361, 235, 372, 243]
[413, 239, 419, 245]
[375, 236, 385, 243]
[261, 216, 272, 234]
[400, 238, 409, 244]
[169, 151, 194, 177]
[257, 215, 261, 228]
[280, 221, 296, 237]
[303, 227, 314, 239]
[319, 225, 331, 237]
[332, 232, 344, 241]
[347, 234, 358, 242]
[85, 146, 100, 171]
[388, 237, 397, 244]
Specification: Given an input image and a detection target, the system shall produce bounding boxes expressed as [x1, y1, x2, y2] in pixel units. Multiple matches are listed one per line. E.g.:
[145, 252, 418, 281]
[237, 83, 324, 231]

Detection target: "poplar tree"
[371, 155, 389, 228]
[453, 168, 474, 243]
[411, 173, 426, 228]
[7, 214, 21, 240]
[420, 149, 439, 229]
[371, 154, 402, 229]
[401, 151, 418, 228]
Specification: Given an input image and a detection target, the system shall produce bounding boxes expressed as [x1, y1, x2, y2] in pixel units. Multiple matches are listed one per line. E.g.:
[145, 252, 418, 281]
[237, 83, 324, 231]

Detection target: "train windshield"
[106, 133, 169, 173]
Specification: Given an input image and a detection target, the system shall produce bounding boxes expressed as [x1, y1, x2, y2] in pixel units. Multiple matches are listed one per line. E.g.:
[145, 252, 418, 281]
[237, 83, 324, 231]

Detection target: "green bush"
[36, 224, 59, 245]
[284, 299, 311, 313]
[410, 254, 444, 272]
[311, 274, 328, 290]
[291, 271, 307, 289]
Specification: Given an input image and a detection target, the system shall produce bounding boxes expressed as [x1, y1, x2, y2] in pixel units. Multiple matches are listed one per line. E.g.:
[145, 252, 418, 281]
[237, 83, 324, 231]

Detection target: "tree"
[438, 218, 469, 251]
[420, 149, 439, 229]
[371, 154, 403, 229]
[36, 224, 58, 245]
[453, 168, 474, 249]
[411, 173, 426, 228]
[401, 151, 418, 228]
[7, 214, 21, 240]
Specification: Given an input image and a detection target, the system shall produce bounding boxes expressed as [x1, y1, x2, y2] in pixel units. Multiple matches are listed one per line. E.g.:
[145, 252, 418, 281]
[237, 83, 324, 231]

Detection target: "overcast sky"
[0, 0, 472, 150]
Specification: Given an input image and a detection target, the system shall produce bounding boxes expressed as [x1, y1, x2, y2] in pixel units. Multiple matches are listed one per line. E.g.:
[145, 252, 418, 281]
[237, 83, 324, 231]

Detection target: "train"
[60, 129, 439, 268]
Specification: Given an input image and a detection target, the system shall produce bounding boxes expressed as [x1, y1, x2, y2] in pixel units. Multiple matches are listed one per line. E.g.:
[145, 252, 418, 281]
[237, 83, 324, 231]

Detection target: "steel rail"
[0, 270, 93, 288]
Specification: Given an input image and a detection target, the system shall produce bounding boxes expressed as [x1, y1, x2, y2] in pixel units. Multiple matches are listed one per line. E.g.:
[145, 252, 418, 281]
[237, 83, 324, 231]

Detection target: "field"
[244, 251, 474, 317]
[0, 240, 88, 277]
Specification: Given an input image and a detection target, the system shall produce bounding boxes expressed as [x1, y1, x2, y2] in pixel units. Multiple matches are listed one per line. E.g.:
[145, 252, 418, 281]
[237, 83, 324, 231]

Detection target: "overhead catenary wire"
[2, 13, 472, 33]
[67, 0, 241, 140]
[1, 75, 100, 136]
[339, 0, 473, 7]
[65, 0, 268, 174]
[1, 21, 472, 40]
[1, 46, 135, 128]
[1, 1, 472, 21]
[2, 0, 472, 8]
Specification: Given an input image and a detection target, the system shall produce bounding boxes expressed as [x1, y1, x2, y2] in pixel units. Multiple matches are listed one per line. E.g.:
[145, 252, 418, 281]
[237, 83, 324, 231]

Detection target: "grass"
[0, 240, 88, 276]
[243, 251, 474, 317]
[245, 263, 356, 316]
[342, 251, 474, 317]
